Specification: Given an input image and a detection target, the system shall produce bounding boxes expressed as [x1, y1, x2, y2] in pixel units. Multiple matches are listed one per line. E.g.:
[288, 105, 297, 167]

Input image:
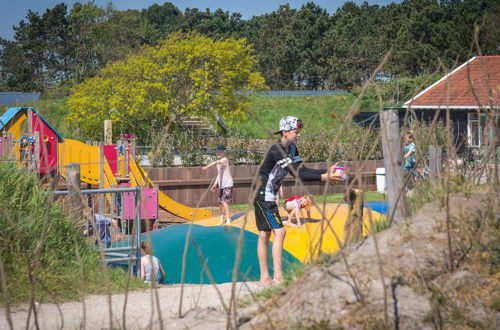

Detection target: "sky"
[0, 0, 399, 40]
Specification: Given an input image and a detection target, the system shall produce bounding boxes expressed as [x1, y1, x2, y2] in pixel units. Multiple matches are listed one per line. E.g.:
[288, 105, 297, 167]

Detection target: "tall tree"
[66, 2, 108, 84]
[292, 2, 332, 89]
[245, 5, 298, 89]
[141, 2, 182, 41]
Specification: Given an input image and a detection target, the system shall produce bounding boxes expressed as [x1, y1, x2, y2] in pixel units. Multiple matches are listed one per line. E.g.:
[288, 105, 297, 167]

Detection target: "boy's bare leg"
[258, 231, 273, 284]
[222, 202, 231, 224]
[272, 227, 286, 284]
[217, 203, 224, 225]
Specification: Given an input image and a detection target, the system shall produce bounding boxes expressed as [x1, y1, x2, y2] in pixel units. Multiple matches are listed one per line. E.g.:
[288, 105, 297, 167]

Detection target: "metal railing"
[52, 187, 141, 274]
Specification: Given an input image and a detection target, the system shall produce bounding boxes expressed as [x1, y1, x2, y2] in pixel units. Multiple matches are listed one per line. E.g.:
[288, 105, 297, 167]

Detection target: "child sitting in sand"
[282, 194, 313, 228]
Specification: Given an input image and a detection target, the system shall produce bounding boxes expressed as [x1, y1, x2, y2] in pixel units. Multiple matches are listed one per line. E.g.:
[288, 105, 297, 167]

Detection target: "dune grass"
[0, 159, 144, 305]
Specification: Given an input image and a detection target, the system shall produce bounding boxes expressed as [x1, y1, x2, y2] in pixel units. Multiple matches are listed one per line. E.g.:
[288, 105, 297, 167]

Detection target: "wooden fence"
[146, 160, 384, 207]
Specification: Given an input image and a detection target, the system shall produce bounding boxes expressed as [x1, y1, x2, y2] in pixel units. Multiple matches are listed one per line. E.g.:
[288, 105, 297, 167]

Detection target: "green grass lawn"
[231, 190, 386, 211]
[236, 94, 356, 139]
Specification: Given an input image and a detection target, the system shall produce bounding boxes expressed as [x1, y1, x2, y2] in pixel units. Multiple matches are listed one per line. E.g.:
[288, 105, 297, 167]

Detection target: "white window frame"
[468, 112, 499, 147]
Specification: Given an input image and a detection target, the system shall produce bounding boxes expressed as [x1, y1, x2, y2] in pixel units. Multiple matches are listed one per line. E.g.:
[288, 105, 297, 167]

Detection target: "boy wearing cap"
[203, 145, 234, 225]
[255, 116, 344, 285]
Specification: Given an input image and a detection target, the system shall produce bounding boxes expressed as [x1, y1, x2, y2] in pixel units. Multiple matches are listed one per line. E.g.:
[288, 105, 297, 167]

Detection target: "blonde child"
[202, 145, 234, 225]
[282, 194, 313, 228]
[140, 241, 166, 285]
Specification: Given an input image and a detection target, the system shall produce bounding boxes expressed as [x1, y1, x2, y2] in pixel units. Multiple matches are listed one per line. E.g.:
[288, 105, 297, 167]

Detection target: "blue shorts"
[254, 199, 283, 231]
[404, 162, 417, 177]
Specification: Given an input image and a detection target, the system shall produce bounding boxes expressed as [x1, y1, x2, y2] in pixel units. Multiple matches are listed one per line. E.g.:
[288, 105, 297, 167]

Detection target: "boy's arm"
[295, 207, 302, 226]
[211, 175, 219, 191]
[202, 160, 223, 170]
[290, 161, 343, 184]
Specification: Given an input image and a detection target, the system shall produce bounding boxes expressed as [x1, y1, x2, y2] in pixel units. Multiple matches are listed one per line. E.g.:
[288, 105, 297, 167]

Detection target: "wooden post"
[343, 189, 364, 245]
[380, 110, 407, 222]
[66, 163, 84, 220]
[428, 145, 442, 178]
[104, 119, 113, 145]
[130, 140, 136, 159]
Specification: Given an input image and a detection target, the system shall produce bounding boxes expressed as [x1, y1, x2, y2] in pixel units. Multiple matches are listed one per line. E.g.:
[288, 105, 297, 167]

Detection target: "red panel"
[32, 113, 58, 174]
[104, 145, 118, 174]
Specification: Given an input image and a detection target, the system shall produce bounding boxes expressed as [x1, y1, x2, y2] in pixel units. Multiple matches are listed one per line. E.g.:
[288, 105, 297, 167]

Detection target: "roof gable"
[403, 56, 500, 109]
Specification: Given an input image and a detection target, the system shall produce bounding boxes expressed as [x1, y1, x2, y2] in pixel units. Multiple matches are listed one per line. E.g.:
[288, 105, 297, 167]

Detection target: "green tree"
[141, 2, 182, 41]
[66, 2, 108, 84]
[324, 2, 389, 89]
[292, 2, 332, 89]
[67, 33, 267, 143]
[245, 5, 298, 89]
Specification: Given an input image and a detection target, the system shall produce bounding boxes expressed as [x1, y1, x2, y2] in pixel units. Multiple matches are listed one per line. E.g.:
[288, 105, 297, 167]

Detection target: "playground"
[0, 106, 387, 285]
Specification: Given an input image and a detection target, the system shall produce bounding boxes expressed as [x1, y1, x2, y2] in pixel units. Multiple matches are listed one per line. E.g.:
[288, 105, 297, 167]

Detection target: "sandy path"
[0, 282, 261, 329]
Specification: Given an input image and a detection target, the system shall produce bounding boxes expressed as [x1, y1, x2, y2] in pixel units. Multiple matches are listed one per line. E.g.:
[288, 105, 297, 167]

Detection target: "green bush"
[298, 125, 382, 163]
[0, 160, 142, 305]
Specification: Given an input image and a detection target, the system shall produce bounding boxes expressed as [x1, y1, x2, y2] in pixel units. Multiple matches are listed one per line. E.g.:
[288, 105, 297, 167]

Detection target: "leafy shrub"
[298, 125, 383, 163]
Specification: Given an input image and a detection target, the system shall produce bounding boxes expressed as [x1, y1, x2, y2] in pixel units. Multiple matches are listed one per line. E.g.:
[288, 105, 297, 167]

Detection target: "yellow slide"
[58, 139, 116, 187]
[58, 139, 211, 220]
[128, 155, 212, 220]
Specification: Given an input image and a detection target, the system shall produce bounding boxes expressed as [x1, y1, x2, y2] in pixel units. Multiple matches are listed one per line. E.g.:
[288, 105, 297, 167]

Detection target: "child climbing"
[282, 194, 313, 228]
[83, 207, 122, 248]
[140, 241, 166, 285]
[202, 145, 234, 225]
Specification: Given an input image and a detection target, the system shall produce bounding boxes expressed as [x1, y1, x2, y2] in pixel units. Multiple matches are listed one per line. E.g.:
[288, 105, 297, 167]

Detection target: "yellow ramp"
[128, 155, 212, 220]
[196, 203, 385, 263]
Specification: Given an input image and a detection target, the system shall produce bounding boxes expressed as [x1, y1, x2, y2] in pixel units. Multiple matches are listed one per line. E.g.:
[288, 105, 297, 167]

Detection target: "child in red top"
[282, 194, 312, 228]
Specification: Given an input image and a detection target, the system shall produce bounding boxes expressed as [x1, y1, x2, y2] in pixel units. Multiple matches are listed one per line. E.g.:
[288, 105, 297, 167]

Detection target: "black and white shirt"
[257, 141, 326, 202]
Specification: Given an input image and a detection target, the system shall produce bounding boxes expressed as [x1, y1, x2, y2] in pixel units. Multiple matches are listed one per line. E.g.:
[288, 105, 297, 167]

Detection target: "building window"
[468, 112, 499, 147]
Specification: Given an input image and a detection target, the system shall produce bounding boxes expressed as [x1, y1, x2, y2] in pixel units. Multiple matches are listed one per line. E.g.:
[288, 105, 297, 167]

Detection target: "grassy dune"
[236, 94, 356, 139]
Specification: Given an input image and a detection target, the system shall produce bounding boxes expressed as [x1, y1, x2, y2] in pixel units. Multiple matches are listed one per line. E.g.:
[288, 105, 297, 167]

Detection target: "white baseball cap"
[274, 116, 303, 134]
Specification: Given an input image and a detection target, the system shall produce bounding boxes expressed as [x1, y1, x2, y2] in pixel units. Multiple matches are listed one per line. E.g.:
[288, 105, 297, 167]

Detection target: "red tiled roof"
[404, 56, 500, 109]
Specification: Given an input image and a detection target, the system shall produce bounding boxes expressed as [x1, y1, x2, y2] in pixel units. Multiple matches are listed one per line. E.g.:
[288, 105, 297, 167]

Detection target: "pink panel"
[123, 188, 158, 220]
[0, 138, 3, 157]
[104, 145, 118, 174]
[32, 113, 58, 174]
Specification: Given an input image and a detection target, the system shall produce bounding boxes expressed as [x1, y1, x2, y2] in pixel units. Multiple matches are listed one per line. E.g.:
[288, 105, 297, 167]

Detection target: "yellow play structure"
[0, 107, 212, 220]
